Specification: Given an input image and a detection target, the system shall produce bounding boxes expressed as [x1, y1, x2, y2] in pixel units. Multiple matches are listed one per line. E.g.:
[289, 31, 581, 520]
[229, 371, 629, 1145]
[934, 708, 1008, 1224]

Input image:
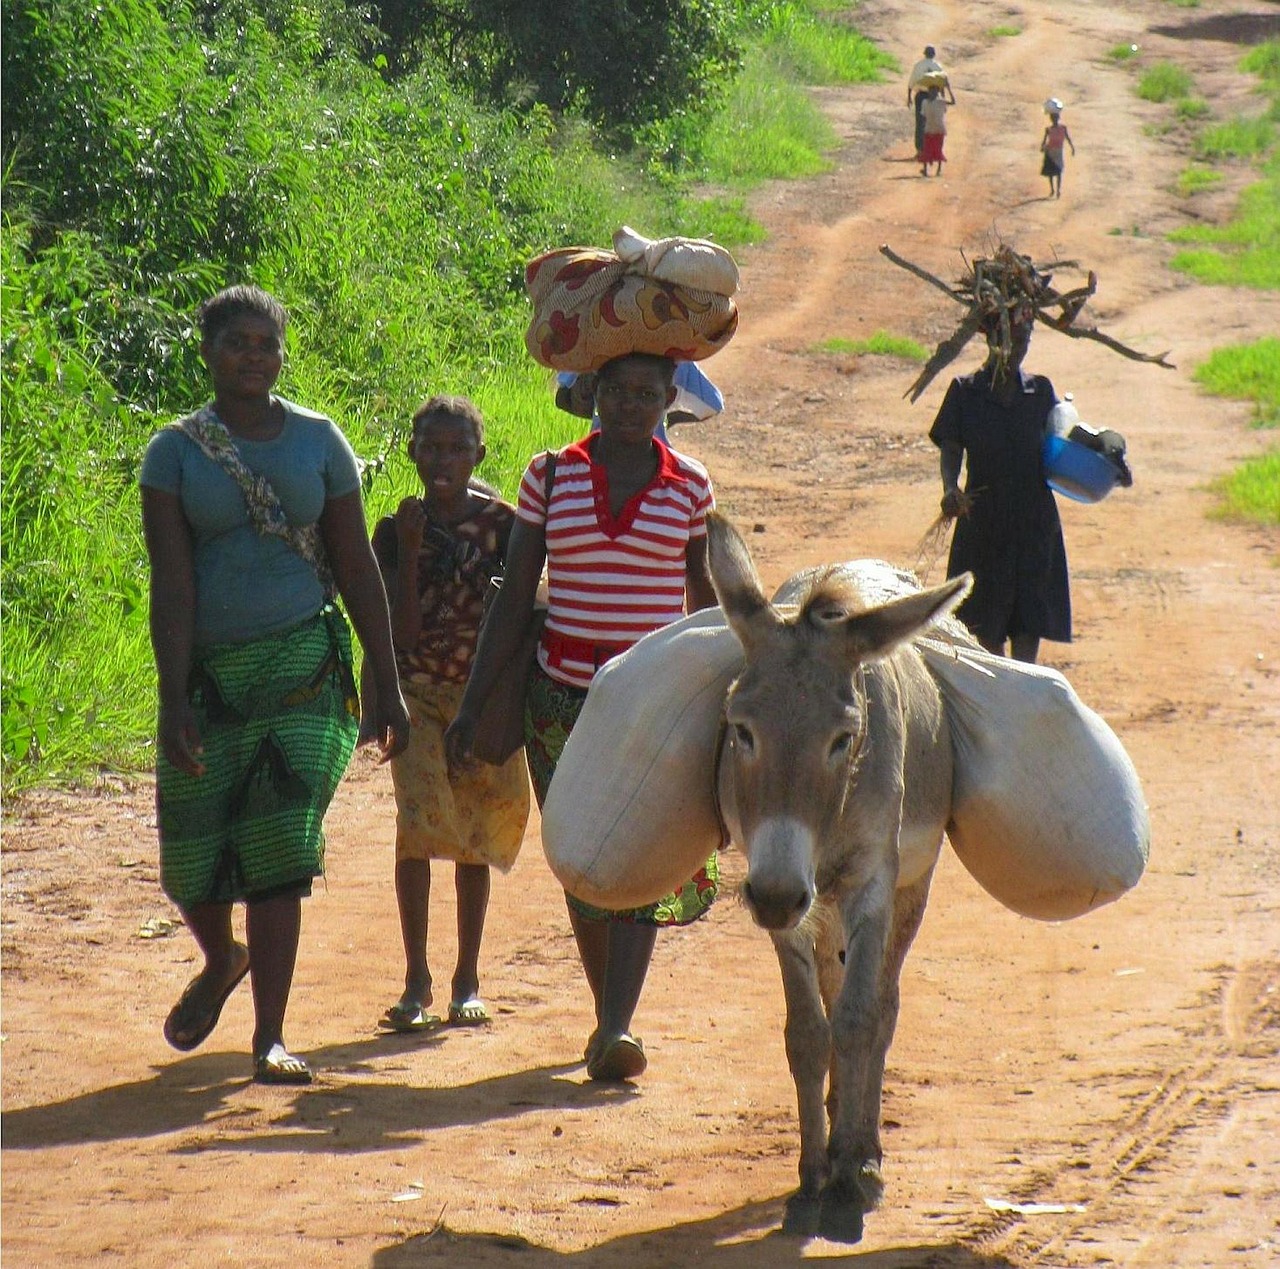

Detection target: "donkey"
[706, 511, 971, 1242]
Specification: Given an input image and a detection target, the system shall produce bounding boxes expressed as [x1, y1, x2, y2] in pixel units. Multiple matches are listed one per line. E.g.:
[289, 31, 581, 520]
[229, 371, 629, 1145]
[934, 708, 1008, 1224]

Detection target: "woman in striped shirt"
[446, 351, 720, 1082]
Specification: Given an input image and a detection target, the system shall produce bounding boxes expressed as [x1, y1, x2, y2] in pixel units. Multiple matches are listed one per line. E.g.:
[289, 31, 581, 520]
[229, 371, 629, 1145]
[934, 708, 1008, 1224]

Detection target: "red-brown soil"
[4, 1, 1278, 1265]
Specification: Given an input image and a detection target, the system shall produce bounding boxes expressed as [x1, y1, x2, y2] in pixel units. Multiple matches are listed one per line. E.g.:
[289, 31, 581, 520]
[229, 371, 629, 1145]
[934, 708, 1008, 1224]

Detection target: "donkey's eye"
[733, 722, 756, 753]
[829, 732, 855, 760]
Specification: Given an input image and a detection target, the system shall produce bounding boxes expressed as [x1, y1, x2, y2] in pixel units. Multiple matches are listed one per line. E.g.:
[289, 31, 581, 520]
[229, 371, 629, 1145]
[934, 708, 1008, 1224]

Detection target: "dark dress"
[928, 365, 1071, 646]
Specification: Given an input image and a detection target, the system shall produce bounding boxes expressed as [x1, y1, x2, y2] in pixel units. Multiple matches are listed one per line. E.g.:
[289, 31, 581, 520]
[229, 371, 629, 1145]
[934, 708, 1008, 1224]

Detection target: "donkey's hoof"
[781, 1193, 822, 1237]
[816, 1197, 865, 1244]
[855, 1159, 885, 1210]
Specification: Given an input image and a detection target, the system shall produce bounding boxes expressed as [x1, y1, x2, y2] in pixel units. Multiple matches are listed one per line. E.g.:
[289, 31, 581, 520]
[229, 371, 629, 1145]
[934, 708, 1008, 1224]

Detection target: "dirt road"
[4, 1, 1278, 1265]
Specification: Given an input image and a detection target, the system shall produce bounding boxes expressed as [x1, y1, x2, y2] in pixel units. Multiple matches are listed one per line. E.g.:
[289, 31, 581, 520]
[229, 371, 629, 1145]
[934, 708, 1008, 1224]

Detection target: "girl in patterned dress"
[363, 397, 531, 1033]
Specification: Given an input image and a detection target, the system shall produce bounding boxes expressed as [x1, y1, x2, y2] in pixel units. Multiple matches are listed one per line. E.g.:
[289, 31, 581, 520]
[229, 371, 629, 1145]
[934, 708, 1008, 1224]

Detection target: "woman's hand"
[941, 487, 971, 519]
[158, 700, 206, 777]
[366, 687, 411, 762]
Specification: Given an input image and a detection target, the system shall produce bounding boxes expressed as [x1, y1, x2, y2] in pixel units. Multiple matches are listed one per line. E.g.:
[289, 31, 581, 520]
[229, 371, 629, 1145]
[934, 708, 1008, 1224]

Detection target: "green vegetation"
[0, 0, 876, 790]
[1165, 46, 1280, 528]
[1193, 338, 1280, 428]
[814, 332, 928, 360]
[987, 26, 1021, 39]
[1210, 450, 1280, 525]
[1176, 97, 1211, 121]
[1137, 62, 1194, 103]
[1177, 166, 1224, 195]
[1107, 43, 1142, 63]
[1167, 43, 1280, 292]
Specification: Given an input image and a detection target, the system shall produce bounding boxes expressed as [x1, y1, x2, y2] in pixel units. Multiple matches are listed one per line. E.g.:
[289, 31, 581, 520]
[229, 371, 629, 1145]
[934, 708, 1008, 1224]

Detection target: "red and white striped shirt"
[517, 436, 715, 688]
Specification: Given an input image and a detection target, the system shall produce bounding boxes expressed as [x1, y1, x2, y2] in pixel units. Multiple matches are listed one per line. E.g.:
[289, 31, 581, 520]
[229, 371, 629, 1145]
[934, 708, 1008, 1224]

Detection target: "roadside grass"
[754, 0, 896, 85]
[1107, 44, 1142, 63]
[1137, 62, 1194, 102]
[1193, 337, 1280, 429]
[1177, 166, 1223, 195]
[813, 331, 928, 359]
[700, 45, 838, 185]
[1210, 449, 1280, 526]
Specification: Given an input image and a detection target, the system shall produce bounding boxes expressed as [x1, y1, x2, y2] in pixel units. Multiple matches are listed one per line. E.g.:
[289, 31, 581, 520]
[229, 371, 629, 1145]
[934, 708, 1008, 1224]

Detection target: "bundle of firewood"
[880, 242, 1175, 402]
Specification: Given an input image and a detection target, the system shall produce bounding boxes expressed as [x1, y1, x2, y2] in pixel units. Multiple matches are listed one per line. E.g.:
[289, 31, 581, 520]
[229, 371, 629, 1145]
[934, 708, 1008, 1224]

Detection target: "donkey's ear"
[706, 511, 782, 646]
[841, 572, 971, 662]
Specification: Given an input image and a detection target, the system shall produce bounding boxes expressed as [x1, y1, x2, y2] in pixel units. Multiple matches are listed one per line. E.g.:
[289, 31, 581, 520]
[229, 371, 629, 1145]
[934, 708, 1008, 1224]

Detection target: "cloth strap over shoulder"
[173, 404, 336, 598]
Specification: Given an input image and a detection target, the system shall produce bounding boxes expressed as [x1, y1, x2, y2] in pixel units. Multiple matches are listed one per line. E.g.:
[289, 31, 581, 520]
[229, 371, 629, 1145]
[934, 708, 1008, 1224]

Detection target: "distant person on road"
[928, 309, 1071, 665]
[907, 45, 950, 159]
[920, 86, 951, 177]
[364, 395, 531, 1036]
[1040, 102, 1075, 199]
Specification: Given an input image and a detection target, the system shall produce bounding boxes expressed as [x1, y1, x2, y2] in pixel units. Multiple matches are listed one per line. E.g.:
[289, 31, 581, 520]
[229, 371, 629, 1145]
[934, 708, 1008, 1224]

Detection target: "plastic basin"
[1042, 434, 1118, 503]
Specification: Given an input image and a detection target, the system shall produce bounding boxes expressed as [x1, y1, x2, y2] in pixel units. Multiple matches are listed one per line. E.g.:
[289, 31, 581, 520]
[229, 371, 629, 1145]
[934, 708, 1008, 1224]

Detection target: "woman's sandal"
[586, 1033, 646, 1082]
[253, 1043, 312, 1085]
[163, 947, 251, 1052]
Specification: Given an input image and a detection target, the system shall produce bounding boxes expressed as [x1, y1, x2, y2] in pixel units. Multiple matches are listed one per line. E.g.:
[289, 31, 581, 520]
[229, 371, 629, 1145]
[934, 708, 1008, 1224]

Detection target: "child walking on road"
[1041, 104, 1075, 198]
[920, 86, 951, 176]
[363, 396, 530, 1033]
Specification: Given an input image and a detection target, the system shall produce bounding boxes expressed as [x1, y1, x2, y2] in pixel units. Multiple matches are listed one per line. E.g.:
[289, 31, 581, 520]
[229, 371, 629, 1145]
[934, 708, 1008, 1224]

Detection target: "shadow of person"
[371, 1200, 1021, 1267]
[0, 1034, 628, 1155]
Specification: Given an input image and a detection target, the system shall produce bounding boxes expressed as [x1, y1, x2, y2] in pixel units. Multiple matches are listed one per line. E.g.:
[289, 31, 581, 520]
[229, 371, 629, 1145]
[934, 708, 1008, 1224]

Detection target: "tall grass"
[700, 46, 838, 185]
[1, 0, 871, 791]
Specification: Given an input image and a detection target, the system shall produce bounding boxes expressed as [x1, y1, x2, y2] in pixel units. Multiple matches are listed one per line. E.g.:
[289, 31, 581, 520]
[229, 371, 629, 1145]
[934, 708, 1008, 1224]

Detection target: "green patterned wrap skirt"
[156, 606, 360, 910]
[524, 664, 718, 927]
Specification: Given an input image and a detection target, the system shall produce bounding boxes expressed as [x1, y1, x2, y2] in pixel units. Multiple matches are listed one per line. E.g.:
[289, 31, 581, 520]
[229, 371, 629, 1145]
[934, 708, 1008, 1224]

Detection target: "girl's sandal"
[253, 1044, 312, 1085]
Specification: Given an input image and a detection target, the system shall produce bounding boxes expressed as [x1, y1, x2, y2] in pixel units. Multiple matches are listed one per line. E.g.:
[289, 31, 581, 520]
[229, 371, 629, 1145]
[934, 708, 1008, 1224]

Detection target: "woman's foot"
[163, 943, 251, 1051]
[253, 1042, 312, 1085]
[586, 1033, 647, 1081]
[379, 994, 442, 1032]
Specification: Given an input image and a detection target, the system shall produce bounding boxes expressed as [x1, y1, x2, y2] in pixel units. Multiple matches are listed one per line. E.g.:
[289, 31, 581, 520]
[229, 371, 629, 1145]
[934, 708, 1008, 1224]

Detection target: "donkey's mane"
[796, 568, 868, 624]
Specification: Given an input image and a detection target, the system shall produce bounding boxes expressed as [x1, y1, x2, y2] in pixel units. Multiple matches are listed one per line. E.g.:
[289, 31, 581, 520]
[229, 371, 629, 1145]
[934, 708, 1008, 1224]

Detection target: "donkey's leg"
[861, 866, 934, 1166]
[771, 926, 831, 1234]
[819, 865, 896, 1239]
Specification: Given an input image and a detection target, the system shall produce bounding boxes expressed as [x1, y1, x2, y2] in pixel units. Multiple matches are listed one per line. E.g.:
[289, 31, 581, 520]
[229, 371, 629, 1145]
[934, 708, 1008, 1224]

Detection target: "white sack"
[919, 638, 1149, 920]
[540, 608, 742, 908]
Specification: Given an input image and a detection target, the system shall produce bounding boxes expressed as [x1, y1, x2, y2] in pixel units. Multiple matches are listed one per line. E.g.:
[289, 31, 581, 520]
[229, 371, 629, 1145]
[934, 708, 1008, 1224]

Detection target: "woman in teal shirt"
[140, 285, 409, 1084]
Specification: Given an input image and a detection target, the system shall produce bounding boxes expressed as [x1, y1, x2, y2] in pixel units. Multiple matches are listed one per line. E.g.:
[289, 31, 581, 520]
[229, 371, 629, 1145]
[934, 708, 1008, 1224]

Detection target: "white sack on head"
[540, 608, 742, 909]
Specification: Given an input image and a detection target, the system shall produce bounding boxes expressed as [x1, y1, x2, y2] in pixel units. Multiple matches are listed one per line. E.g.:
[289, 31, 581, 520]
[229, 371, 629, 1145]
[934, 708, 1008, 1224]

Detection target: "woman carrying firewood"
[928, 306, 1070, 664]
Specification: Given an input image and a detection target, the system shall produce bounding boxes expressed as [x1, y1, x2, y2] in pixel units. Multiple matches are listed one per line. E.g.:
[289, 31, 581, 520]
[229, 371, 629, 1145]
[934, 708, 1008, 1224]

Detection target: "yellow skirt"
[391, 680, 530, 870]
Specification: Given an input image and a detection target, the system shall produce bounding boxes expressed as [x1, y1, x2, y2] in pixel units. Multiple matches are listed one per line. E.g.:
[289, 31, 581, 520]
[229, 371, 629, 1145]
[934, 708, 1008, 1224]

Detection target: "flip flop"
[447, 997, 491, 1026]
[586, 1033, 647, 1082]
[378, 1003, 444, 1034]
[163, 949, 251, 1052]
[253, 1044, 312, 1085]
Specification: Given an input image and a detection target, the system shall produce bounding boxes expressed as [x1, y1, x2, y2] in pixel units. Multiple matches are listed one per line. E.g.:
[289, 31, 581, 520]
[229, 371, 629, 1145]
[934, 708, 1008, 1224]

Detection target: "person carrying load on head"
[446, 228, 737, 1084]
[1040, 100, 1076, 199]
[553, 359, 724, 451]
[907, 45, 952, 159]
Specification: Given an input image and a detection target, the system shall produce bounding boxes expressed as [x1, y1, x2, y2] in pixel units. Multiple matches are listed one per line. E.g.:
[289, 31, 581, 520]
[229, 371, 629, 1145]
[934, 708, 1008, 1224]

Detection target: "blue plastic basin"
[1042, 434, 1119, 503]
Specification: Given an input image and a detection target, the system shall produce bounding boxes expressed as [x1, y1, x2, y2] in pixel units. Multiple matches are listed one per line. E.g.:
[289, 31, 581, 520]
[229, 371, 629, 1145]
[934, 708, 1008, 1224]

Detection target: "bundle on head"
[880, 241, 1175, 403]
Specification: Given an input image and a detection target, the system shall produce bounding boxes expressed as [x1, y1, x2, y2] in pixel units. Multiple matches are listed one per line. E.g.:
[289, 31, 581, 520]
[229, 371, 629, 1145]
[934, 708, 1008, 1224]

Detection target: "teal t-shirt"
[139, 399, 362, 646]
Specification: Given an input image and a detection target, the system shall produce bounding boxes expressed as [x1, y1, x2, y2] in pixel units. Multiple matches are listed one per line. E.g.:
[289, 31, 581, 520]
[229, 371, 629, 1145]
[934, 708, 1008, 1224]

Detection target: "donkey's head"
[706, 512, 969, 932]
